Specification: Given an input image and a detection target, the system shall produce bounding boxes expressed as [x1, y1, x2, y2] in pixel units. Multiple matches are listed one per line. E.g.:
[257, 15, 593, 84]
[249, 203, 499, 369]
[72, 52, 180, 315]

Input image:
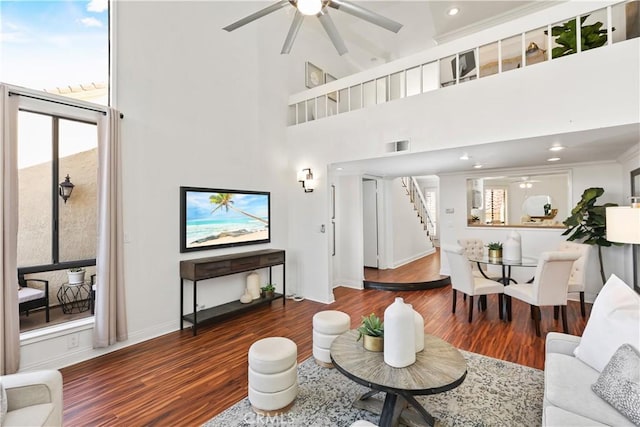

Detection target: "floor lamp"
[606, 204, 640, 287]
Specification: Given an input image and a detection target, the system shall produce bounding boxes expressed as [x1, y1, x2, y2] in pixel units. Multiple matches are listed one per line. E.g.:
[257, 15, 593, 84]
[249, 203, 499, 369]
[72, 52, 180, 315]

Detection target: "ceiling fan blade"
[281, 11, 304, 54]
[223, 0, 290, 32]
[328, 0, 403, 33]
[318, 11, 348, 55]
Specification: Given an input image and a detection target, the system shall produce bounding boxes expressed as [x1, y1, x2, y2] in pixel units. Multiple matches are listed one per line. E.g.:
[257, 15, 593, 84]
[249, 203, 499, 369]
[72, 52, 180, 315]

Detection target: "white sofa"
[542, 274, 640, 426]
[1, 370, 63, 427]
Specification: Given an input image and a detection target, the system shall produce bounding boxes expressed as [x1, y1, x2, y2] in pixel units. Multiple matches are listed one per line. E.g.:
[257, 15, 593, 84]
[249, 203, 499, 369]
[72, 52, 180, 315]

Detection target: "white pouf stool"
[248, 337, 298, 415]
[312, 310, 351, 368]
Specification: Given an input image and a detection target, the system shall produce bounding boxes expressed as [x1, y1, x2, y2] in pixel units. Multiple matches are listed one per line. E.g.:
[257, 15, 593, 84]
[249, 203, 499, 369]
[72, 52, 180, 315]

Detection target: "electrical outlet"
[67, 333, 79, 349]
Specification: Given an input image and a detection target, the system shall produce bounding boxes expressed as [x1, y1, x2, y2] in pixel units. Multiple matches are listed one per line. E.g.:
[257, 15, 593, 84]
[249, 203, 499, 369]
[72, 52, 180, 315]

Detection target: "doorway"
[362, 178, 378, 268]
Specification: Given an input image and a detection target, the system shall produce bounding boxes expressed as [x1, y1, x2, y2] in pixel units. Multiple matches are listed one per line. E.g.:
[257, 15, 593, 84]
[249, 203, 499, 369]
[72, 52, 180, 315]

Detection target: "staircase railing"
[401, 177, 436, 244]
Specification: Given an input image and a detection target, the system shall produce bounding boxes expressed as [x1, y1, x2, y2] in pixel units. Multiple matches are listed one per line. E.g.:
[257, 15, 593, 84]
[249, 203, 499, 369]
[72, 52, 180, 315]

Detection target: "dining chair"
[442, 244, 504, 323]
[555, 241, 590, 317]
[458, 238, 503, 283]
[504, 251, 580, 336]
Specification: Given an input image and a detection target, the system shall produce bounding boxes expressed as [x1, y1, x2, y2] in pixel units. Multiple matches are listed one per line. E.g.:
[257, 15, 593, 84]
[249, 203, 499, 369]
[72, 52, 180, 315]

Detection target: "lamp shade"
[606, 207, 640, 244]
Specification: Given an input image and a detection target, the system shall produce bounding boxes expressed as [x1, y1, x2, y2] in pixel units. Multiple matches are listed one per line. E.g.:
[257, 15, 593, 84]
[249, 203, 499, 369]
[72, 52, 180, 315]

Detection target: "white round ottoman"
[248, 337, 298, 415]
[312, 310, 350, 368]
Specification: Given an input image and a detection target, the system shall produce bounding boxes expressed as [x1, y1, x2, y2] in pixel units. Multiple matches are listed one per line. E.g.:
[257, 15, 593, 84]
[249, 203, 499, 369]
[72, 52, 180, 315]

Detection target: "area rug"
[203, 351, 544, 427]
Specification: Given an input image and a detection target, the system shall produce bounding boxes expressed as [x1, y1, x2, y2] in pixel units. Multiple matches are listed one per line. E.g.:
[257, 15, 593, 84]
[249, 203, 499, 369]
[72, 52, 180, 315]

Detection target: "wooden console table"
[180, 249, 285, 336]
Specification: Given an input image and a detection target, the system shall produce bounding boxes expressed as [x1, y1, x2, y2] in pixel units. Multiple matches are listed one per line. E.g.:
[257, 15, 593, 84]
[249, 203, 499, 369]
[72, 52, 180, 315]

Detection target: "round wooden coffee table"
[330, 329, 467, 427]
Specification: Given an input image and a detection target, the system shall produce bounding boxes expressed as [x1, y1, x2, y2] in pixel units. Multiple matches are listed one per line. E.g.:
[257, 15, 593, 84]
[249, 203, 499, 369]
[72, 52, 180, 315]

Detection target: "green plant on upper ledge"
[546, 15, 613, 59]
[356, 313, 384, 341]
[486, 242, 503, 250]
[562, 187, 620, 285]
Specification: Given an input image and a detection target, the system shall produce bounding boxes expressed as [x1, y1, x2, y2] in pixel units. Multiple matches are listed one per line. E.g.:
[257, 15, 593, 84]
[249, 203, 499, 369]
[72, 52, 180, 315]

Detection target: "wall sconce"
[525, 42, 547, 57]
[297, 168, 315, 193]
[58, 174, 75, 204]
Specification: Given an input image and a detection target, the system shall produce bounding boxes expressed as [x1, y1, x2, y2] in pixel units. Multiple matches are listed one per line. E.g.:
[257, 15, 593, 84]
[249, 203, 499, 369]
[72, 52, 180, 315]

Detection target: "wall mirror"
[466, 172, 570, 228]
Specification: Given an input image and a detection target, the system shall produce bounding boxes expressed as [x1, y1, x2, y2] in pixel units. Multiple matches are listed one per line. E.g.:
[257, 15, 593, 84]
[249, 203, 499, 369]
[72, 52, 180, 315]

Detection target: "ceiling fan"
[223, 0, 403, 55]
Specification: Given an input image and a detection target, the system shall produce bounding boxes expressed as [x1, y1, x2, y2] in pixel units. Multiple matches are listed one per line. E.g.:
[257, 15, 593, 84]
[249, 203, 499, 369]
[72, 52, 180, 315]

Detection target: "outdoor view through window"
[1, 0, 109, 332]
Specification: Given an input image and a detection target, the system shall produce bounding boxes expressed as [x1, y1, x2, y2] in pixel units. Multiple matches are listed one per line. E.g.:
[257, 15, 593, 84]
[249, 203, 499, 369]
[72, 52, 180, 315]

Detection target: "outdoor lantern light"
[59, 174, 75, 203]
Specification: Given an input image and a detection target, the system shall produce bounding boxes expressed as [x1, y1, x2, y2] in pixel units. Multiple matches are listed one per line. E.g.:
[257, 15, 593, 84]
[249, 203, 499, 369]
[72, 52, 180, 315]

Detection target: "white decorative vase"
[413, 307, 424, 353]
[503, 230, 522, 261]
[384, 297, 416, 368]
[246, 272, 261, 300]
[240, 290, 252, 304]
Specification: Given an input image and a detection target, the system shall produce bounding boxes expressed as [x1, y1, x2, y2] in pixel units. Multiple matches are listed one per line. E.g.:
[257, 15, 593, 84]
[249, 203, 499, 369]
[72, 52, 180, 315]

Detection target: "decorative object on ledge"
[356, 312, 384, 352]
[247, 271, 261, 300]
[261, 284, 276, 299]
[297, 168, 315, 192]
[222, 0, 402, 56]
[58, 174, 74, 203]
[240, 290, 252, 304]
[305, 62, 324, 88]
[545, 15, 612, 59]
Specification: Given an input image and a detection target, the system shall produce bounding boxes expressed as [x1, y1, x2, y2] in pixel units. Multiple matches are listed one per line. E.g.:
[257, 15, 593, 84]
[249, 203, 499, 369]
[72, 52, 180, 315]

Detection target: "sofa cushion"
[3, 403, 53, 427]
[591, 344, 640, 425]
[544, 352, 635, 426]
[543, 406, 608, 427]
[574, 274, 640, 372]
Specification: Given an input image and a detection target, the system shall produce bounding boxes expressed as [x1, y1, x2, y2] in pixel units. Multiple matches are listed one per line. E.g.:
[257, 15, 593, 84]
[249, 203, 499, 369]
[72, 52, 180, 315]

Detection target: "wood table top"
[330, 330, 467, 395]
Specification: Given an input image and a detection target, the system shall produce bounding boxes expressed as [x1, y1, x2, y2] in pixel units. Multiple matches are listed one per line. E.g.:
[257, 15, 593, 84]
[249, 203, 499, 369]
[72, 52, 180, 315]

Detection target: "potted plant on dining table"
[487, 242, 503, 260]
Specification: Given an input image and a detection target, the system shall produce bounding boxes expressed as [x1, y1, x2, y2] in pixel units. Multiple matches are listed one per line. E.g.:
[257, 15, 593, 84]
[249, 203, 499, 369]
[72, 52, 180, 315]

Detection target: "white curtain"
[94, 108, 128, 348]
[0, 86, 20, 374]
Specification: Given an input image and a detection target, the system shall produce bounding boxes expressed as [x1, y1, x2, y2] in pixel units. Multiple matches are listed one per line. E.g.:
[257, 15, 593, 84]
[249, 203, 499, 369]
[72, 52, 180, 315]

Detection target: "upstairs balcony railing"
[288, 0, 638, 126]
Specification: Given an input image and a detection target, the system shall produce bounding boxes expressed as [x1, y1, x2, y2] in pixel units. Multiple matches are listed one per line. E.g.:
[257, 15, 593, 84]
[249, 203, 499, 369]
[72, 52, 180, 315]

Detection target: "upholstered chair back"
[442, 244, 475, 294]
[532, 251, 580, 306]
[556, 241, 590, 289]
[457, 238, 484, 270]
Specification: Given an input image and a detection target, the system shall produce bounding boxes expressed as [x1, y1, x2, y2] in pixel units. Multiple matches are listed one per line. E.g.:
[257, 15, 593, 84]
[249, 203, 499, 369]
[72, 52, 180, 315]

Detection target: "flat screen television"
[180, 186, 271, 253]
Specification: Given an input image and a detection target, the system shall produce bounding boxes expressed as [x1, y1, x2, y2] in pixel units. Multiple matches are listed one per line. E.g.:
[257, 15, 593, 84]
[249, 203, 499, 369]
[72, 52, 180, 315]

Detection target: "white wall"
[388, 178, 435, 267]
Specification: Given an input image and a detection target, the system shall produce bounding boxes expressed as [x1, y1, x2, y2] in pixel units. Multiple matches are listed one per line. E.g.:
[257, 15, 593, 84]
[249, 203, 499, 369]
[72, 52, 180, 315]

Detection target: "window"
[484, 188, 507, 224]
[0, 0, 109, 105]
[16, 101, 101, 333]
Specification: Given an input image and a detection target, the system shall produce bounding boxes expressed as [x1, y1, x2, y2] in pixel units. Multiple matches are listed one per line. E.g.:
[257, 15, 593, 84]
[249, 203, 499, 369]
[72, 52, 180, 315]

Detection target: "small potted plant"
[486, 242, 503, 259]
[261, 284, 276, 299]
[67, 267, 85, 284]
[357, 313, 384, 352]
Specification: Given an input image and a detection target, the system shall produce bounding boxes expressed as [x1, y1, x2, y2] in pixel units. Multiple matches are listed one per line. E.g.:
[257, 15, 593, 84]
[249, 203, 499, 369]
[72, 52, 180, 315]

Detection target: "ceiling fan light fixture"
[297, 0, 323, 16]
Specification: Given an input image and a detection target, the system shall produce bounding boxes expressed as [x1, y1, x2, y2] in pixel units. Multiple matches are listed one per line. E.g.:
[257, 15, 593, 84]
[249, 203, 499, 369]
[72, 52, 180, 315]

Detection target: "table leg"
[379, 393, 406, 427]
[400, 392, 435, 427]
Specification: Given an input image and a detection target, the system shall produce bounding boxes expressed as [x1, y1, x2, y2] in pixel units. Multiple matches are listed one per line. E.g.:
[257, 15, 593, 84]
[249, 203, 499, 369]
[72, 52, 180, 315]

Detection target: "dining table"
[468, 255, 538, 285]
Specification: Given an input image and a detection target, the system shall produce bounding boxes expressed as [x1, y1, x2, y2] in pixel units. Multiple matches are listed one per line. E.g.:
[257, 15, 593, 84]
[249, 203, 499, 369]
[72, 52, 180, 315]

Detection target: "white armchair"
[1, 370, 62, 427]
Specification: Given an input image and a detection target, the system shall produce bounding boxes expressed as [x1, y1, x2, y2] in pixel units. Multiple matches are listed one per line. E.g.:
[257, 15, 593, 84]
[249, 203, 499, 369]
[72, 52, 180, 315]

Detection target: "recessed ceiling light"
[459, 153, 469, 160]
[447, 7, 460, 16]
[547, 157, 561, 162]
[473, 164, 483, 169]
[549, 145, 565, 152]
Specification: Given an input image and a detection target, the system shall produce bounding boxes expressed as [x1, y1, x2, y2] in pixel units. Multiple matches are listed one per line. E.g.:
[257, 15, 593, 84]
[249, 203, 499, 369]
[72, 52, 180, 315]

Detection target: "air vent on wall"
[386, 140, 410, 153]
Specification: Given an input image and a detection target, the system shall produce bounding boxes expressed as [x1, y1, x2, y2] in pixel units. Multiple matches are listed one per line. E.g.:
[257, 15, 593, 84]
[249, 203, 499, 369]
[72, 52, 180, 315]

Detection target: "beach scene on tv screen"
[185, 191, 269, 248]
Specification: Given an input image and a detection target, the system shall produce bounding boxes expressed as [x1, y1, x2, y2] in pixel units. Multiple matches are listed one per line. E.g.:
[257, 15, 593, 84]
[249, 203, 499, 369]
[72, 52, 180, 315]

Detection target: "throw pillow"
[1, 379, 7, 425]
[574, 274, 640, 372]
[592, 344, 640, 425]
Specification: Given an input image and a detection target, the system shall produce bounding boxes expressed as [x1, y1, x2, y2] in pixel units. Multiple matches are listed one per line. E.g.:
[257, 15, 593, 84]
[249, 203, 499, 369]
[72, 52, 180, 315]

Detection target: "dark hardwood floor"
[60, 253, 590, 426]
[364, 249, 450, 290]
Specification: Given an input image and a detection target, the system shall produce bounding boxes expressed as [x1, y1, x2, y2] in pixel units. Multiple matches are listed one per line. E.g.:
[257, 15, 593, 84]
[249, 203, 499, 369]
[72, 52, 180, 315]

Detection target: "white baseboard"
[392, 248, 436, 269]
